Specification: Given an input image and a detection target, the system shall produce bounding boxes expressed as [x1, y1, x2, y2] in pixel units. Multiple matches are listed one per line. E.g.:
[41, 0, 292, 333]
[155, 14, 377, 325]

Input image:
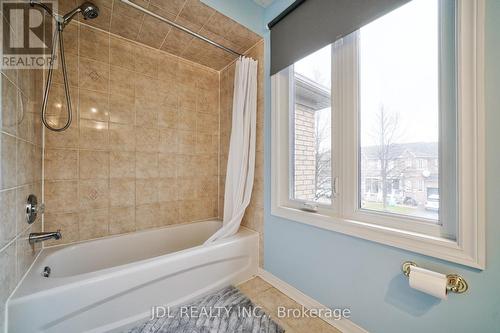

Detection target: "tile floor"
[237, 277, 342, 333]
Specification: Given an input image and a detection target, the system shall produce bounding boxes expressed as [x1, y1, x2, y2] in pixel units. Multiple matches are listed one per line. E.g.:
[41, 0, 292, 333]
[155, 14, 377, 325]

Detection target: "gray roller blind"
[269, 0, 411, 75]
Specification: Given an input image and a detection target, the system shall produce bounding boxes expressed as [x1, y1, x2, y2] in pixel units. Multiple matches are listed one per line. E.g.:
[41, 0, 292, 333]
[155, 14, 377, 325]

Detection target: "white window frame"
[271, 0, 485, 269]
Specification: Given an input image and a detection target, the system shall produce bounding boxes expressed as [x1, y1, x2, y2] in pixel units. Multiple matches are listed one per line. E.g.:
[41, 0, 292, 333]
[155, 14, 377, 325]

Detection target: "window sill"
[271, 204, 484, 269]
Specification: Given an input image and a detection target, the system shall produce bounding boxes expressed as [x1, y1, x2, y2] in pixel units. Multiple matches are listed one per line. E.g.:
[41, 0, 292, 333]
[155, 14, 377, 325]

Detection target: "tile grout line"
[179, 4, 217, 59]
[218, 38, 264, 73]
[13, 66, 20, 287]
[217, 67, 221, 219]
[76, 19, 81, 242]
[170, 0, 193, 55]
[41, 63, 46, 243]
[154, 0, 187, 57]
[107, 4, 112, 237]
[134, 0, 148, 42]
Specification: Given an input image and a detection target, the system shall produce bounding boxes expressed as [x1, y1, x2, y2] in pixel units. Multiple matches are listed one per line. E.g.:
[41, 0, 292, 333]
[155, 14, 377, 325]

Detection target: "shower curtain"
[205, 57, 258, 244]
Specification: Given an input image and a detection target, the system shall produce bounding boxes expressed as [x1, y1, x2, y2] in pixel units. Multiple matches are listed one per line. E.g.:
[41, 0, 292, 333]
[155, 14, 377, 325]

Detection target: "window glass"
[291, 45, 332, 204]
[359, 0, 440, 221]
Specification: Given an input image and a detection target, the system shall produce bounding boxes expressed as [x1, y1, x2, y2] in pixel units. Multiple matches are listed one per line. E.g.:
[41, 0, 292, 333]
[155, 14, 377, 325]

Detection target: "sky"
[293, 0, 445, 147]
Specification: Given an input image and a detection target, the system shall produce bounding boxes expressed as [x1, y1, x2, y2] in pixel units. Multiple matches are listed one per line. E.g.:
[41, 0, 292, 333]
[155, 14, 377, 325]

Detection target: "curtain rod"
[120, 0, 243, 57]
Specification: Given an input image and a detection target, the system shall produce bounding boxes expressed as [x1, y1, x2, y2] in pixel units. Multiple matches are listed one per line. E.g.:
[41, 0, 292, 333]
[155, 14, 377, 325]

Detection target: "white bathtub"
[7, 220, 258, 333]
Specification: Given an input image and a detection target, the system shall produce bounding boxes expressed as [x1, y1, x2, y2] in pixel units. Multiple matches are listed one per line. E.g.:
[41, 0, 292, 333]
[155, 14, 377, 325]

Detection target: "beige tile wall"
[0, 5, 264, 331]
[43, 21, 265, 251]
[57, 0, 261, 70]
[219, 40, 265, 266]
[43, 22, 221, 245]
[0, 57, 44, 332]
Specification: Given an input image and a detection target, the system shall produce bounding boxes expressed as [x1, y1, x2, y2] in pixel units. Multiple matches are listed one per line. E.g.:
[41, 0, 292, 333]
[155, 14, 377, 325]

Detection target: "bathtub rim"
[44, 218, 222, 250]
[9, 221, 258, 300]
[6, 220, 223, 312]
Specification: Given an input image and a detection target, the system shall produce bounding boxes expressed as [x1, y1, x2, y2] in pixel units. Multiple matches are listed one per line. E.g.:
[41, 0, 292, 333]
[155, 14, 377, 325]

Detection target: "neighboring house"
[360, 142, 439, 207]
[293, 73, 331, 202]
[292, 72, 438, 209]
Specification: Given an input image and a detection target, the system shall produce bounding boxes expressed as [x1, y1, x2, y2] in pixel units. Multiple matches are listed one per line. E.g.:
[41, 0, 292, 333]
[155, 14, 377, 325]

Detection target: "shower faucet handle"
[26, 194, 44, 224]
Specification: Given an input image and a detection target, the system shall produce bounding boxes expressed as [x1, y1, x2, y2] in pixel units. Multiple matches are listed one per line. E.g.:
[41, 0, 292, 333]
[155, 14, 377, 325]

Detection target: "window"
[418, 159, 428, 169]
[417, 179, 424, 192]
[290, 46, 332, 205]
[359, 0, 443, 222]
[272, 0, 485, 268]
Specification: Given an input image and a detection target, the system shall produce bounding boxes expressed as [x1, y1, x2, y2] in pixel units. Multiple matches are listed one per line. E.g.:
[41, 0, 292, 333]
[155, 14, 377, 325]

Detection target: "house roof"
[294, 73, 331, 111]
[361, 142, 438, 160]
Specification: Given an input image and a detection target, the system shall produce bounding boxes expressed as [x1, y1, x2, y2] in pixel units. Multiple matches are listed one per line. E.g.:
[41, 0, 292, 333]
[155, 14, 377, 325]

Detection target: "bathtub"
[7, 220, 258, 333]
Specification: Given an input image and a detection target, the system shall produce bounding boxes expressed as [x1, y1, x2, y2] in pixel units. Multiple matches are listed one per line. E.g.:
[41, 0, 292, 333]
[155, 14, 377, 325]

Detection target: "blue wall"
[201, 0, 265, 35]
[202, 1, 500, 332]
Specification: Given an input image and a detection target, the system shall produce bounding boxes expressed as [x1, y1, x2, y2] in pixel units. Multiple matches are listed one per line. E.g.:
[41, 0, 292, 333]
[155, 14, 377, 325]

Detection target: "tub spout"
[29, 230, 62, 244]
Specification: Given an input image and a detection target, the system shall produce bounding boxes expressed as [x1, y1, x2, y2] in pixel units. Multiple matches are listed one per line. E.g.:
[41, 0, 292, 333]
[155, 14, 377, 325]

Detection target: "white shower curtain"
[205, 57, 258, 244]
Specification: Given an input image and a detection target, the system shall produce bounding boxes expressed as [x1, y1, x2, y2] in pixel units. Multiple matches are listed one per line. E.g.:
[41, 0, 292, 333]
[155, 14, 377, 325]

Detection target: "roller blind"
[269, 0, 411, 75]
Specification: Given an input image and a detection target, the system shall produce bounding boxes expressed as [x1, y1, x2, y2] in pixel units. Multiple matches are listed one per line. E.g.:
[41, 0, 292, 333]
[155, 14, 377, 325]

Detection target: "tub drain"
[42, 266, 51, 278]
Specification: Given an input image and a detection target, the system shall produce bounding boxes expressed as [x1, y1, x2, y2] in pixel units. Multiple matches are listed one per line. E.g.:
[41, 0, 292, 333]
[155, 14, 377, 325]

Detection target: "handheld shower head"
[62, 2, 99, 25]
[38, 1, 99, 132]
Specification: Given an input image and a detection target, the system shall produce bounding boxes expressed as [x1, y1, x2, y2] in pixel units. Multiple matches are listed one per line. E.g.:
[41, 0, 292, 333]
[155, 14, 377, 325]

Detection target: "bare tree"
[372, 105, 402, 209]
[305, 69, 332, 202]
[314, 110, 331, 201]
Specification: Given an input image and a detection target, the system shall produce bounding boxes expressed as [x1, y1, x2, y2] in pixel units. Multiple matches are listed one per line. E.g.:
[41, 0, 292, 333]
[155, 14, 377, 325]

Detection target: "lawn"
[362, 202, 418, 215]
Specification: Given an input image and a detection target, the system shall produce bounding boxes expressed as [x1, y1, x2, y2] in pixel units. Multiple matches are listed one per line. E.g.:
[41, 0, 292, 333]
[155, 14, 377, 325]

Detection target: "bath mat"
[126, 286, 284, 333]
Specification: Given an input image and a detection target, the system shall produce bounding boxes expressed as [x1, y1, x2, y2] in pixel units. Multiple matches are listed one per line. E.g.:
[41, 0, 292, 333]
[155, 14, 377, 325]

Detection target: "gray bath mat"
[126, 286, 285, 333]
